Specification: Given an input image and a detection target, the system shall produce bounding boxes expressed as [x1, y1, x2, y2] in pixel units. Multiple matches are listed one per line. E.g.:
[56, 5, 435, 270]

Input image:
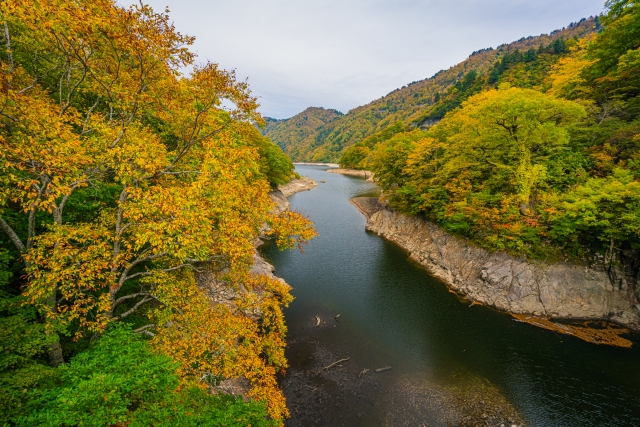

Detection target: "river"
[260, 164, 640, 427]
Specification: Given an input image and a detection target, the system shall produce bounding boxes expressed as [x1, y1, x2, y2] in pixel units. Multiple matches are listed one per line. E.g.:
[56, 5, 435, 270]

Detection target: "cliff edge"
[362, 206, 640, 331]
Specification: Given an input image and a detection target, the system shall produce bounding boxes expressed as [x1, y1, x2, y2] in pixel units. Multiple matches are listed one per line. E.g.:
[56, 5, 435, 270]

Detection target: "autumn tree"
[0, 0, 315, 423]
[433, 86, 586, 215]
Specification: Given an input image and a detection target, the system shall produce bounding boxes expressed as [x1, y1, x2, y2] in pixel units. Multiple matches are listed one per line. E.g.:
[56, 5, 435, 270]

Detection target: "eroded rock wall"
[366, 209, 640, 330]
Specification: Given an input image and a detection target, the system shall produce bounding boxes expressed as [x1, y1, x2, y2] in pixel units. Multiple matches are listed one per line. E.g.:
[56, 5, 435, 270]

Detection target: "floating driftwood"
[374, 366, 392, 373]
[358, 368, 369, 378]
[511, 314, 632, 348]
[314, 315, 320, 327]
[317, 357, 350, 375]
[333, 314, 340, 321]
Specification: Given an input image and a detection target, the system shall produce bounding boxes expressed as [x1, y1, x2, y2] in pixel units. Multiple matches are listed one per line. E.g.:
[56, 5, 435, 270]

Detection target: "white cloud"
[139, 0, 605, 118]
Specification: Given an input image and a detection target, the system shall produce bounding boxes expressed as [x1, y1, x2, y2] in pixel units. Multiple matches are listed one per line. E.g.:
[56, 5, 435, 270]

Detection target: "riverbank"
[278, 176, 318, 198]
[351, 197, 640, 345]
[327, 168, 374, 181]
[350, 196, 386, 219]
[294, 162, 340, 168]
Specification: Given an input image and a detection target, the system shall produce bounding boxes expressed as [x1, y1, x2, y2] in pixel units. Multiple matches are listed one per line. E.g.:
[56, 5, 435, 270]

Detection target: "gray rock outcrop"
[326, 168, 374, 181]
[366, 209, 640, 330]
[277, 177, 318, 198]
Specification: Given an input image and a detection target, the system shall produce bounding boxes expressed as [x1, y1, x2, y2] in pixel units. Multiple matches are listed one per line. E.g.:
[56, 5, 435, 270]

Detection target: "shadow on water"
[261, 165, 640, 427]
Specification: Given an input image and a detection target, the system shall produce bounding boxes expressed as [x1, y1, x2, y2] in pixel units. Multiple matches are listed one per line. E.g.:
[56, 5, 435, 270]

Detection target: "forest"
[266, 0, 640, 297]
[265, 17, 597, 163]
[336, 0, 640, 279]
[3, 0, 640, 425]
[0, 0, 316, 425]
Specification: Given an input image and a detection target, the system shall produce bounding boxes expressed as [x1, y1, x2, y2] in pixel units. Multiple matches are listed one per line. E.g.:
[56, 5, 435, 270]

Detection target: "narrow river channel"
[260, 164, 640, 427]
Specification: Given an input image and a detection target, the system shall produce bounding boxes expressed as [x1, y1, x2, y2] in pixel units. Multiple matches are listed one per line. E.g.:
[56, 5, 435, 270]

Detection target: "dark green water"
[261, 165, 640, 427]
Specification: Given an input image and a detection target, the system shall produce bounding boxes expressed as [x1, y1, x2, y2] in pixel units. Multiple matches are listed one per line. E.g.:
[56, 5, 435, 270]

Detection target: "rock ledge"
[365, 209, 640, 331]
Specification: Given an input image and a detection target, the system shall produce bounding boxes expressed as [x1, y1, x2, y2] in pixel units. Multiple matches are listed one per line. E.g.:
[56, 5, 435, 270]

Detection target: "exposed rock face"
[350, 196, 386, 219]
[267, 189, 289, 216]
[366, 209, 640, 330]
[277, 176, 318, 198]
[326, 168, 374, 181]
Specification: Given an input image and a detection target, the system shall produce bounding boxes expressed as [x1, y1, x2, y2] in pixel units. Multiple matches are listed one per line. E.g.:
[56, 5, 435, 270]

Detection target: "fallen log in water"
[374, 366, 392, 373]
[317, 358, 350, 375]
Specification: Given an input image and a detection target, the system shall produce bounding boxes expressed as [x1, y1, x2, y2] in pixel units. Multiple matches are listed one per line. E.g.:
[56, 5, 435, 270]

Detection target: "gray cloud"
[140, 0, 605, 118]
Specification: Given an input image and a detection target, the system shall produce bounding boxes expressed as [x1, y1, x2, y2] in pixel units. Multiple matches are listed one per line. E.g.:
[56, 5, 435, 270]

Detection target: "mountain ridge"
[264, 16, 599, 162]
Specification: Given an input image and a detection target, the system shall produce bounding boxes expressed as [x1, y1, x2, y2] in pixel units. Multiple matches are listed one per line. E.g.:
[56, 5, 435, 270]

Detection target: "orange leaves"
[0, 83, 93, 213]
[546, 35, 595, 99]
[150, 271, 293, 421]
[267, 210, 318, 252]
[0, 1, 317, 423]
[23, 222, 115, 336]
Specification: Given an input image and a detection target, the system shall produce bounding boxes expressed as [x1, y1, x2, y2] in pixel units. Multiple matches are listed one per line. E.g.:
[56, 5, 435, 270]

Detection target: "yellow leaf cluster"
[0, 0, 315, 421]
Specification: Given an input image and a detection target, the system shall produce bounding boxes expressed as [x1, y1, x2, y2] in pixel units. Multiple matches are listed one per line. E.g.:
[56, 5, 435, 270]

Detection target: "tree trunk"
[519, 202, 529, 215]
[46, 291, 65, 366]
[48, 341, 65, 367]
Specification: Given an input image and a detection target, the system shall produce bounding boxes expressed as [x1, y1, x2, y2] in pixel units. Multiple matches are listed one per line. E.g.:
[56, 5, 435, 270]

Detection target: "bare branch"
[81, 97, 101, 135]
[158, 170, 201, 176]
[122, 263, 193, 282]
[134, 324, 157, 337]
[26, 178, 48, 250]
[0, 216, 25, 253]
[116, 250, 169, 286]
[3, 22, 14, 88]
[113, 291, 153, 310]
[134, 324, 157, 333]
[117, 296, 155, 319]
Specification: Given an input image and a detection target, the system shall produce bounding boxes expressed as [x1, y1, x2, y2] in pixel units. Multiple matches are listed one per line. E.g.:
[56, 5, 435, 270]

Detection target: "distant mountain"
[262, 107, 343, 159]
[267, 17, 599, 162]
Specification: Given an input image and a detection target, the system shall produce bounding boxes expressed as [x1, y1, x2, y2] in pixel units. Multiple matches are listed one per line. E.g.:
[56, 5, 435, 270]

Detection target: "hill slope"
[261, 107, 343, 158]
[265, 17, 599, 162]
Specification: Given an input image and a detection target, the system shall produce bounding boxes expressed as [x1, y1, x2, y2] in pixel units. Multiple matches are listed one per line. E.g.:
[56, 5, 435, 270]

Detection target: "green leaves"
[17, 324, 276, 427]
[0, 249, 56, 424]
[548, 168, 640, 251]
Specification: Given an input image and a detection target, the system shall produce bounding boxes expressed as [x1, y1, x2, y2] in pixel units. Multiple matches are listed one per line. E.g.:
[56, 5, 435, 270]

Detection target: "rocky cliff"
[366, 209, 640, 331]
[326, 169, 374, 181]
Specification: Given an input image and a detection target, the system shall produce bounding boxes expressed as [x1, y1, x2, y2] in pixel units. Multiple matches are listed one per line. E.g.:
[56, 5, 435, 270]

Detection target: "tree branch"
[0, 216, 25, 253]
[122, 263, 193, 282]
[3, 22, 14, 88]
[117, 296, 155, 319]
[134, 324, 157, 337]
[112, 291, 153, 310]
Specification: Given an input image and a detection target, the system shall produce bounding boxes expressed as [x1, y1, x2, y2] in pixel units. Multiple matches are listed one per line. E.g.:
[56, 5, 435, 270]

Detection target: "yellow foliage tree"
[0, 0, 315, 422]
[431, 86, 586, 214]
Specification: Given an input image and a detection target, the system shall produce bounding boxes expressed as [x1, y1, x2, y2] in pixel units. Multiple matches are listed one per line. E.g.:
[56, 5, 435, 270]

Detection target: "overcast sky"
[139, 0, 606, 119]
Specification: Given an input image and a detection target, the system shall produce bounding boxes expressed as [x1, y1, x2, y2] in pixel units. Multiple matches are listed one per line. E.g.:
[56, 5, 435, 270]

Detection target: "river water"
[261, 165, 640, 427]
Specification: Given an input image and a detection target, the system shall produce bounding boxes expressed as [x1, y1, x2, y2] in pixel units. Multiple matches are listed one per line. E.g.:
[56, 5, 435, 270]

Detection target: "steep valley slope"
[264, 17, 598, 162]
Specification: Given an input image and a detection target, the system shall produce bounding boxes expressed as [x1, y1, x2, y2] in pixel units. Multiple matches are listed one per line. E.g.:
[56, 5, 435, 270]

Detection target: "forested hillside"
[366, 0, 640, 299]
[262, 107, 343, 159]
[0, 0, 314, 425]
[268, 17, 598, 162]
